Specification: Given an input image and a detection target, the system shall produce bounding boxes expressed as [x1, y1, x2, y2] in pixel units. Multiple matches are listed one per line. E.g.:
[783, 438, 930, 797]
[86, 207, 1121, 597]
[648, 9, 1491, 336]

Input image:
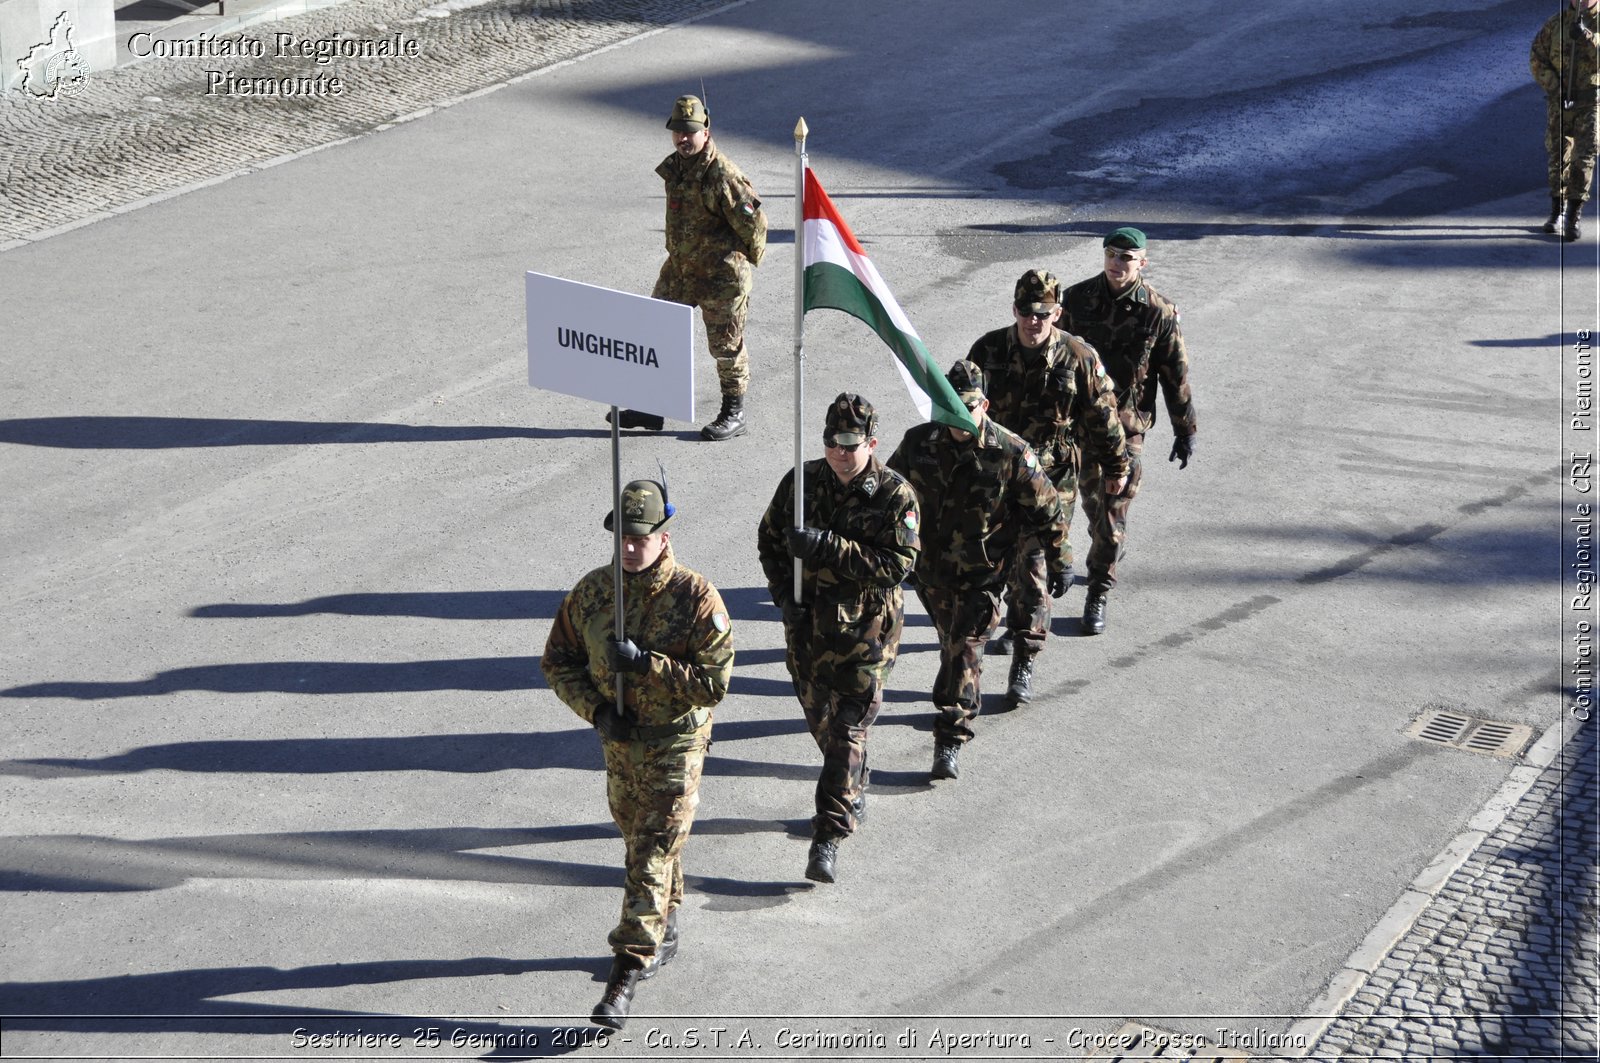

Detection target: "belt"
[628, 708, 710, 742]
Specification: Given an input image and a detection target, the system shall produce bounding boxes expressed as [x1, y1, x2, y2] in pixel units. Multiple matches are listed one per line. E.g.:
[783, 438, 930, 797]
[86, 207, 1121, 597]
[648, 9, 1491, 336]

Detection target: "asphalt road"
[0, 0, 1588, 1059]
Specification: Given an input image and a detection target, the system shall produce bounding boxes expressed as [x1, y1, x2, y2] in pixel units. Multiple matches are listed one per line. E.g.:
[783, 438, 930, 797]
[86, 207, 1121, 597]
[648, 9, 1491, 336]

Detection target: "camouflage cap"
[824, 392, 876, 446]
[1013, 268, 1060, 313]
[666, 95, 709, 132]
[1104, 226, 1147, 250]
[603, 479, 675, 536]
[946, 359, 986, 407]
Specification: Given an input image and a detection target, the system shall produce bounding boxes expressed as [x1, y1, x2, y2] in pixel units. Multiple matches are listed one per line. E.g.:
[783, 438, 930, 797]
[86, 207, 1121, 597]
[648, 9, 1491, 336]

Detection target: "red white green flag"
[801, 167, 977, 433]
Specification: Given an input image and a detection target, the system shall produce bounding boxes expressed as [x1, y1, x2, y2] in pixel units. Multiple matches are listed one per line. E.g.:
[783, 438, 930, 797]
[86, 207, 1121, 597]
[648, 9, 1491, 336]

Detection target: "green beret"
[1103, 226, 1147, 250]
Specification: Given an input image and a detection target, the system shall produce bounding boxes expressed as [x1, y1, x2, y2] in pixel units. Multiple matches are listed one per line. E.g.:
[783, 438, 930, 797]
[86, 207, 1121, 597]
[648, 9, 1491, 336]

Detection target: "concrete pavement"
[1, 0, 1594, 1059]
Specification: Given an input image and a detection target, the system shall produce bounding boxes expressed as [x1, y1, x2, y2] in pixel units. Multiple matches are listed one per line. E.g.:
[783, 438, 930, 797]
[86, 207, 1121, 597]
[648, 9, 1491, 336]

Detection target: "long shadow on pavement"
[0, 957, 599, 1058]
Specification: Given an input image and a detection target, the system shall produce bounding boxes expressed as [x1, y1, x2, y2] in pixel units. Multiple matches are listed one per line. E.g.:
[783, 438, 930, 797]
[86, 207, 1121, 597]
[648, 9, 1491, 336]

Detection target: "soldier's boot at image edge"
[1004, 646, 1036, 710]
[591, 956, 644, 1030]
[1082, 593, 1108, 636]
[1544, 197, 1568, 234]
[805, 834, 840, 884]
[1565, 199, 1585, 241]
[700, 394, 746, 441]
[931, 741, 960, 781]
[606, 409, 665, 431]
[641, 910, 679, 980]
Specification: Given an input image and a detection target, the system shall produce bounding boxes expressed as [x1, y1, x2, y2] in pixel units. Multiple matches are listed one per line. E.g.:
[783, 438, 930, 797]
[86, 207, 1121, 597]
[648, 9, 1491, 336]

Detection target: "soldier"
[886, 361, 1067, 781]
[1059, 228, 1197, 636]
[610, 94, 768, 440]
[971, 268, 1129, 707]
[757, 393, 919, 884]
[541, 480, 734, 1030]
[1532, 0, 1600, 240]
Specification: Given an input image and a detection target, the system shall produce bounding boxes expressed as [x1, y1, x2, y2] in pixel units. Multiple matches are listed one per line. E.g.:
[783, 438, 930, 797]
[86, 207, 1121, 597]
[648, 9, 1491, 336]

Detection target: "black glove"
[1049, 562, 1074, 599]
[592, 703, 631, 743]
[1169, 434, 1194, 469]
[786, 526, 829, 561]
[780, 597, 810, 628]
[607, 637, 651, 675]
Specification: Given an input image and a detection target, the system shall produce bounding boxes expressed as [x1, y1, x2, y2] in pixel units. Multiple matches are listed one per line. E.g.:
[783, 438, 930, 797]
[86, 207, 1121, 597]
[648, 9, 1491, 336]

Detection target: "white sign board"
[526, 272, 695, 423]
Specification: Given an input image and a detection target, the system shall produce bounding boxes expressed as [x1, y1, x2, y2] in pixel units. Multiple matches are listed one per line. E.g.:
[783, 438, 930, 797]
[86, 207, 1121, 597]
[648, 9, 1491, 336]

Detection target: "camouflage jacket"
[757, 457, 920, 609]
[757, 458, 918, 681]
[885, 418, 1066, 589]
[542, 541, 733, 732]
[656, 138, 768, 277]
[1532, 7, 1600, 100]
[968, 324, 1129, 484]
[1060, 273, 1197, 441]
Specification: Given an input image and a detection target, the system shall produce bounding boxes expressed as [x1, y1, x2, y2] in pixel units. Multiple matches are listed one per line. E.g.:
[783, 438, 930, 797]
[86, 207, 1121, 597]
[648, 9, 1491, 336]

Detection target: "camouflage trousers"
[1078, 434, 1145, 597]
[601, 721, 711, 965]
[1003, 462, 1080, 652]
[783, 603, 900, 838]
[653, 260, 751, 397]
[915, 582, 1002, 745]
[1547, 98, 1599, 203]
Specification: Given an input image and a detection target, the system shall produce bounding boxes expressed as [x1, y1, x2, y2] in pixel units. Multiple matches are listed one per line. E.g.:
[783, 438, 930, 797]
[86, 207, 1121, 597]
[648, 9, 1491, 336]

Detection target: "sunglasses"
[1014, 307, 1054, 321]
[824, 437, 864, 453]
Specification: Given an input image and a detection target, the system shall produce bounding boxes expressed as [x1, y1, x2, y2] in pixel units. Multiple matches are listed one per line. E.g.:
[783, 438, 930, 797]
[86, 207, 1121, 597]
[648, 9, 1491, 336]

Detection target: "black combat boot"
[1565, 199, 1584, 241]
[641, 910, 678, 980]
[1004, 647, 1037, 710]
[1082, 593, 1108, 636]
[606, 409, 665, 431]
[805, 834, 839, 883]
[1544, 197, 1567, 234]
[700, 394, 746, 441]
[931, 742, 960, 781]
[591, 956, 643, 1030]
[984, 629, 1015, 656]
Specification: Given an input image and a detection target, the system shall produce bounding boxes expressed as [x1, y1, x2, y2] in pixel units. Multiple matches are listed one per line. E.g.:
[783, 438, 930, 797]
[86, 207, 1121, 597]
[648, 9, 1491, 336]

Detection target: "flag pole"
[792, 116, 808, 606]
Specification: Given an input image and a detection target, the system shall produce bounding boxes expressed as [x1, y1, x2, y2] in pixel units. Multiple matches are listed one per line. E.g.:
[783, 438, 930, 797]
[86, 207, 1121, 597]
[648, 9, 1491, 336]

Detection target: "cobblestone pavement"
[0, 0, 742, 243]
[1307, 721, 1598, 1061]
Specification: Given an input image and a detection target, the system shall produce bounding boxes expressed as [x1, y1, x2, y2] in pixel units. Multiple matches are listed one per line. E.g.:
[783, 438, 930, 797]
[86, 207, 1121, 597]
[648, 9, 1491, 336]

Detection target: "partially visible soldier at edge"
[757, 393, 919, 885]
[611, 94, 768, 440]
[540, 480, 734, 1030]
[886, 361, 1067, 783]
[1059, 227, 1197, 636]
[1531, 0, 1600, 241]
[970, 268, 1129, 708]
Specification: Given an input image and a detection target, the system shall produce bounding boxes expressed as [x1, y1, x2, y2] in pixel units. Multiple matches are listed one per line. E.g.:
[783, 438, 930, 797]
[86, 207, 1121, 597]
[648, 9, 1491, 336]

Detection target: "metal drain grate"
[1100, 1022, 1251, 1062]
[1407, 709, 1532, 758]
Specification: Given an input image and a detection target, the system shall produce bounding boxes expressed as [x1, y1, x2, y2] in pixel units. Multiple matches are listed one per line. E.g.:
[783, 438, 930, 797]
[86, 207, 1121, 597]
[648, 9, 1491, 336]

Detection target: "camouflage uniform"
[541, 539, 733, 967]
[757, 408, 919, 841]
[972, 276, 1128, 655]
[1532, 5, 1600, 207]
[653, 136, 767, 398]
[1060, 271, 1196, 599]
[885, 379, 1065, 747]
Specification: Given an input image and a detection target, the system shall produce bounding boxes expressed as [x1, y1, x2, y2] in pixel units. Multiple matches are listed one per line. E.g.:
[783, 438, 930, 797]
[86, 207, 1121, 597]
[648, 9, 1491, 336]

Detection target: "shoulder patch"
[903, 509, 919, 531]
[712, 612, 730, 633]
[1024, 450, 1038, 470]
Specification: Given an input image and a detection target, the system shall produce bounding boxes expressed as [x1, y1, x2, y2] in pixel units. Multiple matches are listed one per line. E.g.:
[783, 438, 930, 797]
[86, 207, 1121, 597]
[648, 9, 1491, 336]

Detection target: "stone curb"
[1, 0, 755, 250]
[1283, 719, 1576, 1055]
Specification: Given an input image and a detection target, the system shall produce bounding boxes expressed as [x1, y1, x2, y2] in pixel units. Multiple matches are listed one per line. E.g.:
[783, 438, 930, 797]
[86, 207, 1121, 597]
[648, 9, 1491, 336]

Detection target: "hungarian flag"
[801, 168, 978, 433]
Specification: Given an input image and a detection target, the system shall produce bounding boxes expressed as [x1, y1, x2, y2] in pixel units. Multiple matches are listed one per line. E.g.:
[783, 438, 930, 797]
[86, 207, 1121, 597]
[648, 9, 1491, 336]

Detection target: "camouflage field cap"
[1014, 268, 1060, 313]
[666, 95, 709, 132]
[1104, 226, 1147, 250]
[824, 392, 876, 446]
[947, 359, 986, 407]
[603, 479, 675, 536]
